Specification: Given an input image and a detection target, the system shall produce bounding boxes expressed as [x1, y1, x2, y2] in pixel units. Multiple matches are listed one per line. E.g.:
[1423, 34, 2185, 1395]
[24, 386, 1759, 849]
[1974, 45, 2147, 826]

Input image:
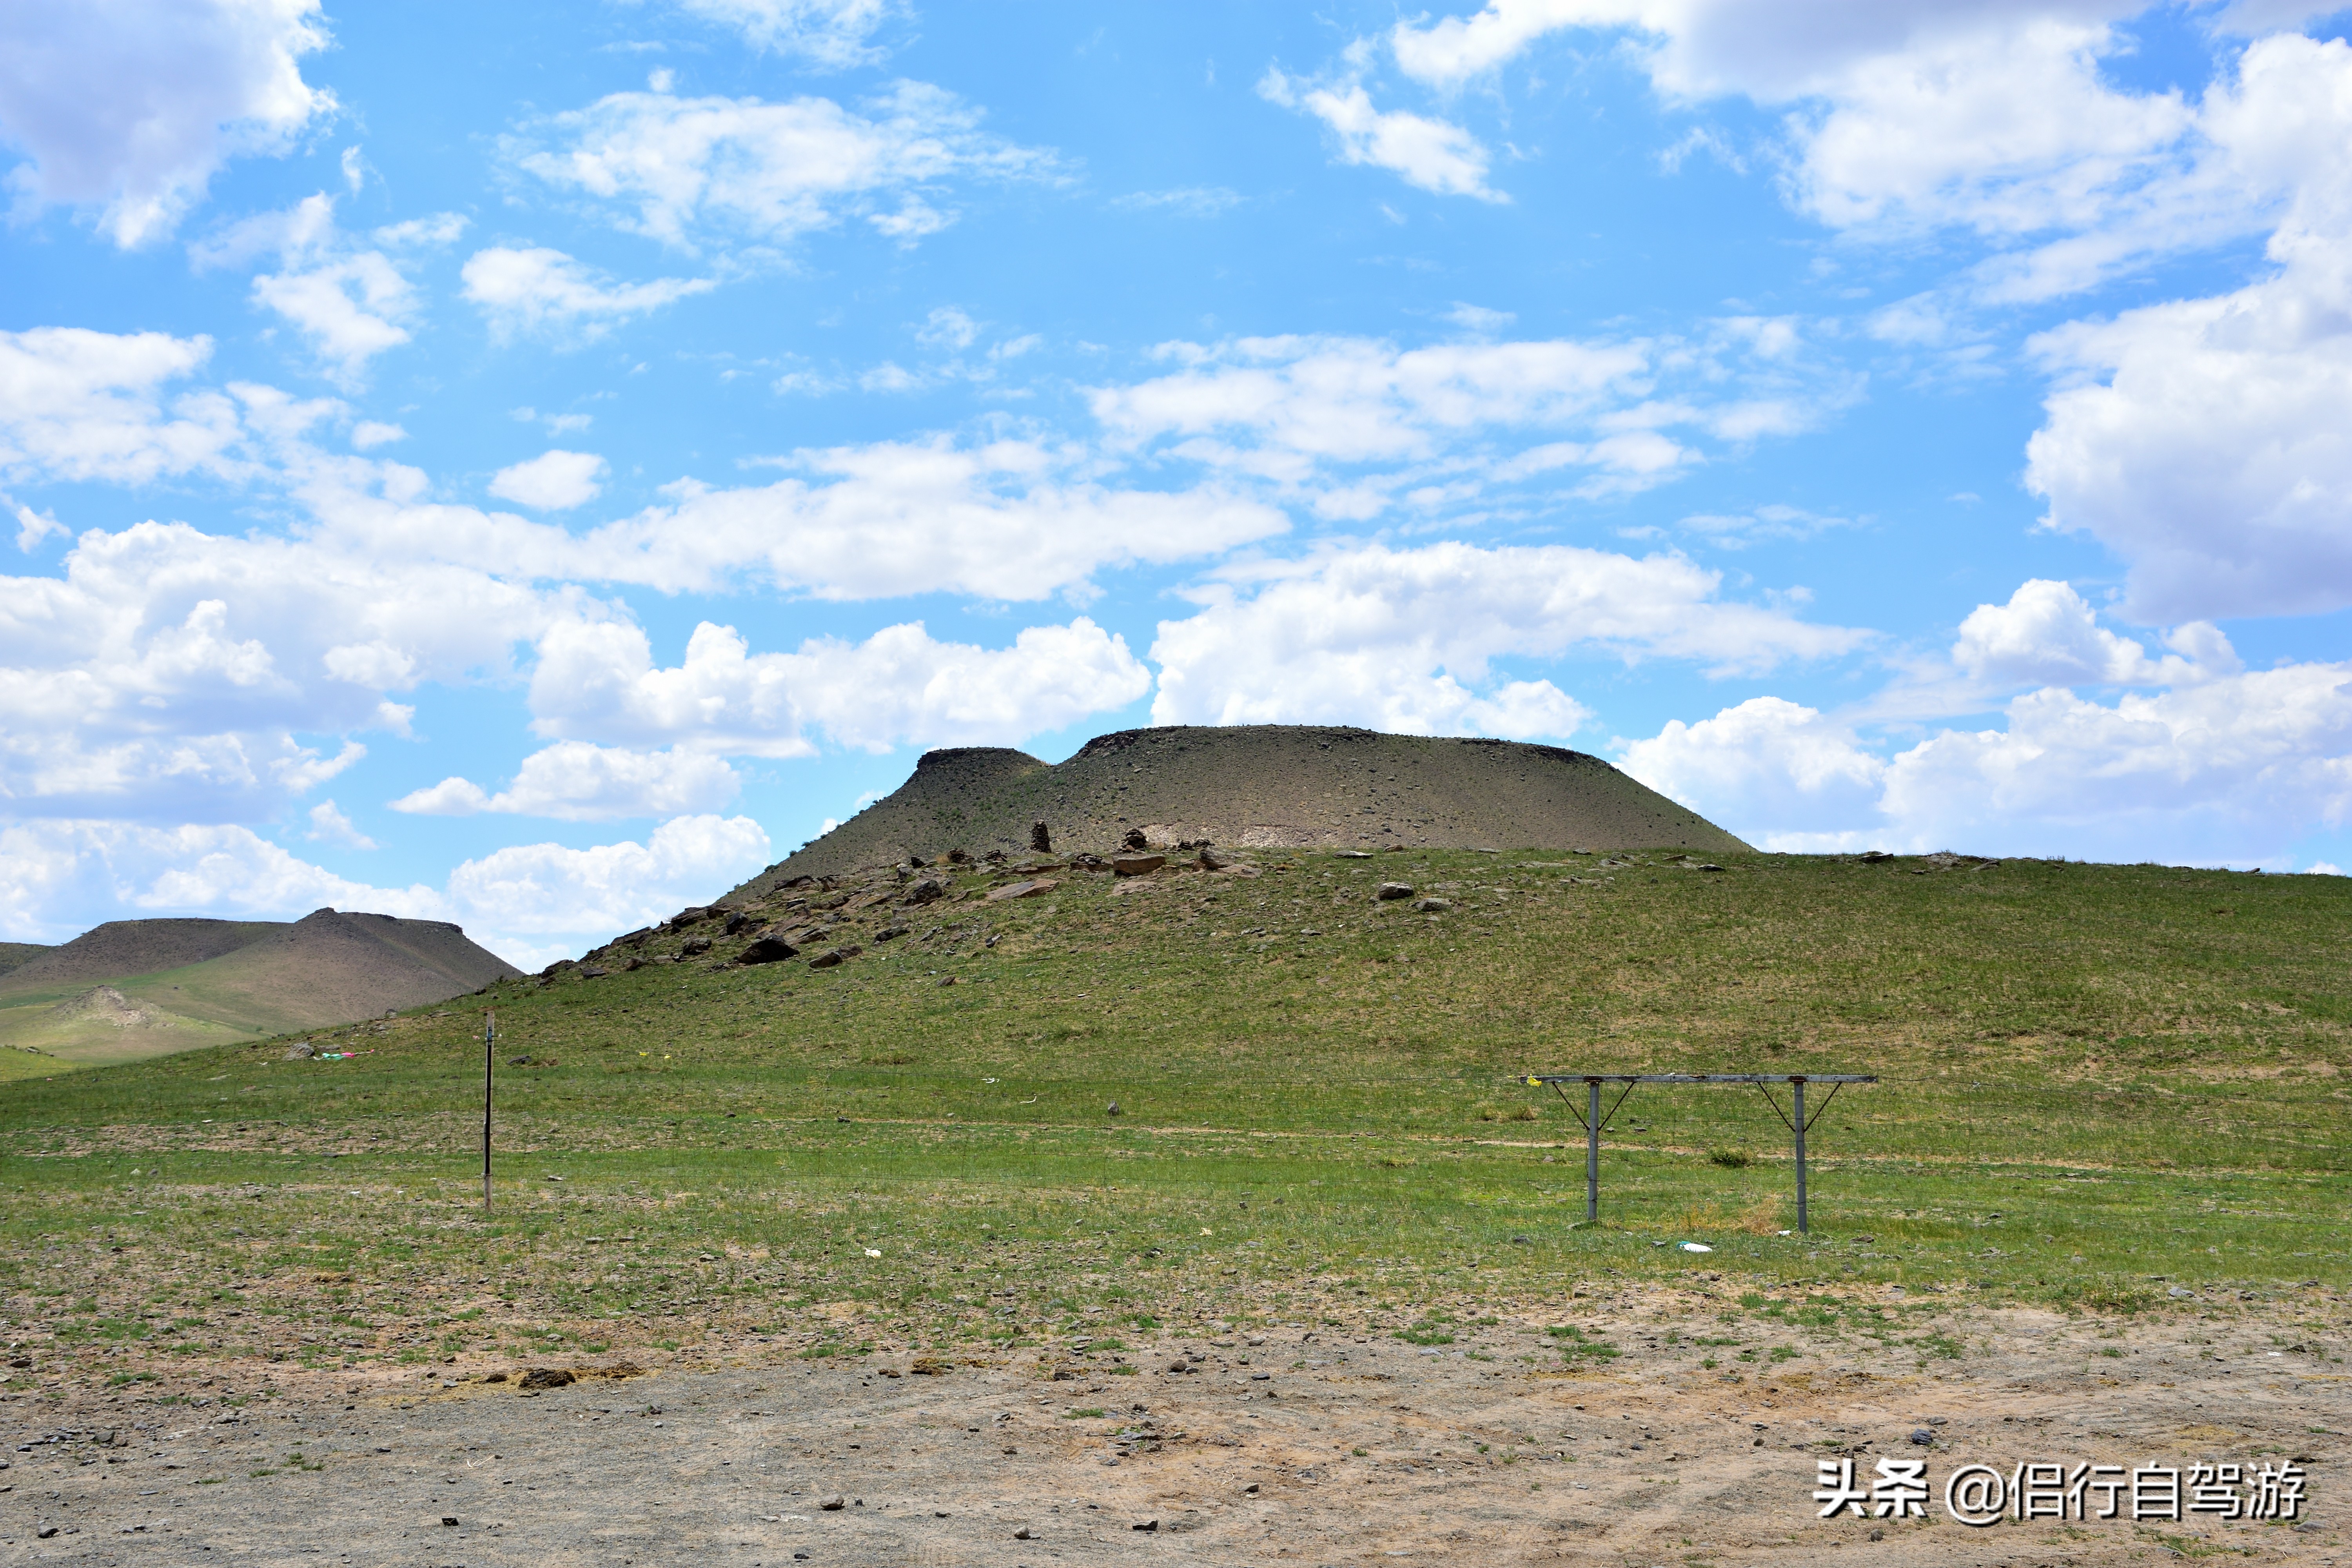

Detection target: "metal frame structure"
[1517, 1073, 1876, 1234]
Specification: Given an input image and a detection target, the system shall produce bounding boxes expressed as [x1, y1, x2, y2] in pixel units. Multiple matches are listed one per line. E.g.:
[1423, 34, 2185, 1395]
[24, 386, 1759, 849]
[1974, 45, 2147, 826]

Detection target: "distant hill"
[0, 942, 48, 978]
[737, 724, 1748, 892]
[0, 909, 521, 1074]
[4, 918, 277, 990]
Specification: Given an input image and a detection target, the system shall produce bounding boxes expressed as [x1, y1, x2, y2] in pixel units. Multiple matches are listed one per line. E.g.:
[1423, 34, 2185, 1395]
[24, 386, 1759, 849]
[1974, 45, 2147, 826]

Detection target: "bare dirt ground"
[4, 1294, 2342, 1567]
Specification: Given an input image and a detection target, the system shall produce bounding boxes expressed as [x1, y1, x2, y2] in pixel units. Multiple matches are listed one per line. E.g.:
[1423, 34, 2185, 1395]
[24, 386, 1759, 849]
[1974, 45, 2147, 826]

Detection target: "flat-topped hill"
[737, 724, 1747, 891]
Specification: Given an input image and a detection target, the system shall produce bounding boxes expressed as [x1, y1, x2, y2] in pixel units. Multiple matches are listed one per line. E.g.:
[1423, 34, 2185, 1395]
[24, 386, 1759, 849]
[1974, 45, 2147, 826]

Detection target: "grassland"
[2, 848, 2347, 1390]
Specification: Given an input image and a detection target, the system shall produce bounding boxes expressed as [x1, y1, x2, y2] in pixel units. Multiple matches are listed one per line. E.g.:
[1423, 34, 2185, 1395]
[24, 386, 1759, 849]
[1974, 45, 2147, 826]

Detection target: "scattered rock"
[986, 877, 1060, 902]
[2169, 1286, 2194, 1299]
[873, 924, 909, 942]
[1411, 897, 1450, 913]
[723, 910, 757, 935]
[483, 1372, 507, 1384]
[517, 1368, 575, 1390]
[737, 936, 799, 965]
[577, 965, 609, 980]
[1106, 1101, 1121, 1116]
[808, 950, 847, 970]
[1133, 1519, 1160, 1532]
[1031, 821, 1053, 853]
[679, 936, 712, 957]
[946, 849, 971, 864]
[672, 906, 712, 926]
[1337, 850, 1372, 859]
[901, 877, 947, 906]
[1910, 1429, 1934, 1446]
[1112, 854, 1165, 877]
[819, 1494, 847, 1511]
[441, 1516, 459, 1527]
[282, 1042, 314, 1060]
[1376, 882, 1414, 900]
[1197, 847, 1236, 871]
[1122, 827, 1149, 850]
[1859, 850, 1895, 863]
[909, 1356, 953, 1376]
[1014, 1526, 1034, 1539]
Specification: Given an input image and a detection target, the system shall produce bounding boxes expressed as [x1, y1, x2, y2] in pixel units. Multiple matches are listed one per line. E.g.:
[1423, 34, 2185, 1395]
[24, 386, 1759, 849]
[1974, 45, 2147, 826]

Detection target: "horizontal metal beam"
[1517, 1073, 1876, 1085]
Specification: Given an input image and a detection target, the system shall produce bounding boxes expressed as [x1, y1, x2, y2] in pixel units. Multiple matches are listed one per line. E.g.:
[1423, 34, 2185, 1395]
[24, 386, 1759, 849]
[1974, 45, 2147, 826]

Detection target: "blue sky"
[7, 0, 2352, 965]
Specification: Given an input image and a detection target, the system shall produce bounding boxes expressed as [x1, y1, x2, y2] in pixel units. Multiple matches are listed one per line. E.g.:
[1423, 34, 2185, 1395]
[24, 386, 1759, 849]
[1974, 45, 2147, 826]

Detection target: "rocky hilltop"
[735, 724, 1746, 893]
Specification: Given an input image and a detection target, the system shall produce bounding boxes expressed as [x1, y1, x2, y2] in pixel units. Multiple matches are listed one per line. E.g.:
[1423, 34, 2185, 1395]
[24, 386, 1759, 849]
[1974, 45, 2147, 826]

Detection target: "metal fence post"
[482, 1010, 495, 1214]
[1586, 1078, 1601, 1223]
[1792, 1076, 1807, 1235]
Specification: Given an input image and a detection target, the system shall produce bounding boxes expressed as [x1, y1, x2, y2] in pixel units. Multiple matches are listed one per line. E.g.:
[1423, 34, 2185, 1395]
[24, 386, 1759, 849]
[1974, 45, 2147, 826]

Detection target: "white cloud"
[253, 251, 417, 383]
[0, 0, 336, 247]
[371, 212, 468, 249]
[1386, 4, 2327, 305]
[916, 305, 979, 351]
[460, 246, 714, 340]
[191, 193, 423, 382]
[1951, 579, 2236, 688]
[1087, 329, 1831, 515]
[527, 615, 1152, 756]
[2024, 37, 2352, 621]
[305, 797, 376, 849]
[351, 420, 405, 449]
[1149, 540, 1863, 736]
[557, 438, 1287, 600]
[1619, 696, 1889, 838]
[440, 813, 772, 953]
[12, 498, 65, 552]
[508, 81, 1060, 253]
[1258, 67, 1502, 203]
[490, 449, 608, 511]
[0, 516, 547, 822]
[1621, 657, 2352, 863]
[0, 811, 771, 967]
[666, 0, 900, 67]
[0, 327, 245, 486]
[391, 741, 741, 821]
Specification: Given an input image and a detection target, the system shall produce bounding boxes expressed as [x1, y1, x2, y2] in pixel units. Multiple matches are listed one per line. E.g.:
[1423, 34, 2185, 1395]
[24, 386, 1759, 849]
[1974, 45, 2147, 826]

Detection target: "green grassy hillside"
[4, 848, 2346, 1378]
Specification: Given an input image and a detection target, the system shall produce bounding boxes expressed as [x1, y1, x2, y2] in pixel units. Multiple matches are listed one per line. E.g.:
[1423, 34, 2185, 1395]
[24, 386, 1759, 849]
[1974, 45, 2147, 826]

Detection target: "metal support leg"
[1793, 1076, 1807, 1235]
[1586, 1078, 1601, 1223]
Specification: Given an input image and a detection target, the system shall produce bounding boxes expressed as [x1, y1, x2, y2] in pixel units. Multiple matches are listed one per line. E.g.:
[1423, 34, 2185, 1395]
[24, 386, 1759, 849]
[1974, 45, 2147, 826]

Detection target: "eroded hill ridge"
[736, 724, 1748, 895]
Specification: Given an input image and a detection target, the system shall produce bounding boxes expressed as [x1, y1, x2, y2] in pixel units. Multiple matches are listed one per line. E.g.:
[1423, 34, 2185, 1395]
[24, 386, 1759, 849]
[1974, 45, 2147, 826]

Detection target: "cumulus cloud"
[0, 812, 771, 967]
[0, 0, 336, 247]
[440, 813, 771, 958]
[0, 517, 546, 822]
[507, 80, 1060, 252]
[1619, 696, 1889, 838]
[1149, 540, 1864, 736]
[1622, 658, 2352, 864]
[460, 246, 714, 340]
[0, 327, 245, 486]
[666, 0, 901, 66]
[528, 615, 1152, 756]
[1951, 579, 2236, 688]
[2023, 37, 2352, 621]
[1258, 67, 1502, 202]
[490, 449, 608, 511]
[391, 742, 741, 821]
